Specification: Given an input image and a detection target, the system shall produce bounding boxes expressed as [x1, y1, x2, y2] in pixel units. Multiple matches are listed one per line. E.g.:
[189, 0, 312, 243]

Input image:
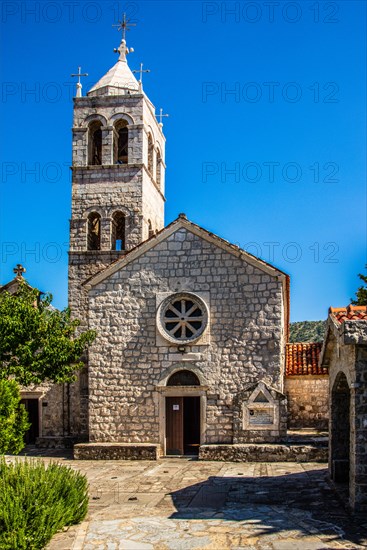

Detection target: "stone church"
[68, 30, 293, 458]
[7, 28, 320, 459]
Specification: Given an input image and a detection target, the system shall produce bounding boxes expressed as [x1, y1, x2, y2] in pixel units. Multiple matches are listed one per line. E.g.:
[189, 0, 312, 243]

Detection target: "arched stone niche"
[233, 381, 287, 443]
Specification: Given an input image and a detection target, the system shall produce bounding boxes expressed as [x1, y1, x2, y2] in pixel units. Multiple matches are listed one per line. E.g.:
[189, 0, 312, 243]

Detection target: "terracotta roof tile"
[329, 305, 367, 324]
[286, 342, 326, 376]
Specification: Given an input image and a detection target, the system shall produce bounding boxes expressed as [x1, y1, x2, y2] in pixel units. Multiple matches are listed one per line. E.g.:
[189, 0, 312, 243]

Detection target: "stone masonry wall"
[352, 344, 367, 513]
[87, 227, 285, 445]
[285, 376, 329, 429]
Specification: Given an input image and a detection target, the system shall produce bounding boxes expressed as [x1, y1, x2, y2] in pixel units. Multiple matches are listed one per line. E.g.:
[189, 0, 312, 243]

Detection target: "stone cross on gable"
[13, 264, 26, 278]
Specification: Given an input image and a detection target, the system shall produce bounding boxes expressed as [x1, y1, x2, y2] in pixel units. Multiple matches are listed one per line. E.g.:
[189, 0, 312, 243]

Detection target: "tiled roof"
[286, 342, 326, 376]
[329, 305, 367, 324]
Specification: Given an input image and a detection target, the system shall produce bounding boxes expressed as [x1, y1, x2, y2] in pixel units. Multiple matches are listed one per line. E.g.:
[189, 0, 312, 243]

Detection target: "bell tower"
[68, 21, 166, 320]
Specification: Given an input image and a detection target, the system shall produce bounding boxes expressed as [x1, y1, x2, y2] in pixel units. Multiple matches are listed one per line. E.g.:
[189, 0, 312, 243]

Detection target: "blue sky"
[0, 0, 366, 320]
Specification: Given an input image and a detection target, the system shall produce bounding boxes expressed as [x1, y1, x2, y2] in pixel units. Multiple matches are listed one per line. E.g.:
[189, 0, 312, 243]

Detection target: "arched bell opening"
[87, 212, 101, 250]
[156, 149, 162, 188]
[114, 120, 129, 164]
[111, 211, 126, 251]
[147, 134, 154, 175]
[88, 121, 103, 166]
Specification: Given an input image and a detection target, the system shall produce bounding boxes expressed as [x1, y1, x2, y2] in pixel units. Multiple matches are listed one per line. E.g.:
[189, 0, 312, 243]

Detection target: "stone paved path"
[13, 453, 367, 549]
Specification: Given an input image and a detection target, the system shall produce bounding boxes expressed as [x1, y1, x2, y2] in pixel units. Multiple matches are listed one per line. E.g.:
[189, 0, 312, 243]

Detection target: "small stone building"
[0, 268, 67, 446]
[320, 305, 367, 514]
[285, 343, 329, 430]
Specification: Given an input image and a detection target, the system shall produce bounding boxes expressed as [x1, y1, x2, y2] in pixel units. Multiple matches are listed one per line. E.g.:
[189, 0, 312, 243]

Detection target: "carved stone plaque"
[249, 408, 273, 426]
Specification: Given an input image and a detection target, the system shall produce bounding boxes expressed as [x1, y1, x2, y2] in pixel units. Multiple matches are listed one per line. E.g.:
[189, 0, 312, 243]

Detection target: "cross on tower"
[13, 264, 26, 278]
[132, 63, 151, 91]
[112, 13, 136, 41]
[157, 108, 169, 127]
[71, 67, 88, 98]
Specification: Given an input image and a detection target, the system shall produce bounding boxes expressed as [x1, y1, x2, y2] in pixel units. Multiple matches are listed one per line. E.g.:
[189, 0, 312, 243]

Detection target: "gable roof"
[319, 304, 367, 368]
[329, 305, 367, 324]
[0, 276, 32, 295]
[286, 342, 326, 376]
[84, 214, 289, 290]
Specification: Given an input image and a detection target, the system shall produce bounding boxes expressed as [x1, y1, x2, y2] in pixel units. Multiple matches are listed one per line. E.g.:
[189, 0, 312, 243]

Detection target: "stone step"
[199, 443, 328, 462]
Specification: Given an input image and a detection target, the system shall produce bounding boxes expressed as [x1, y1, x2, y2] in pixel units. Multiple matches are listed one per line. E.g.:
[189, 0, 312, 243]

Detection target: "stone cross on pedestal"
[157, 108, 169, 127]
[71, 67, 88, 98]
[133, 63, 151, 91]
[13, 264, 26, 278]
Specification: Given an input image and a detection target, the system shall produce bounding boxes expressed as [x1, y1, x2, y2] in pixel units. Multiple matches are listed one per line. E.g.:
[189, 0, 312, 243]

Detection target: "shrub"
[0, 457, 88, 549]
[0, 380, 30, 455]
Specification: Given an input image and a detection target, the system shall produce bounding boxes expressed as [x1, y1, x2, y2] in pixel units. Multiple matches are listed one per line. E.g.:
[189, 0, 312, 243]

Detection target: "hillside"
[289, 320, 326, 343]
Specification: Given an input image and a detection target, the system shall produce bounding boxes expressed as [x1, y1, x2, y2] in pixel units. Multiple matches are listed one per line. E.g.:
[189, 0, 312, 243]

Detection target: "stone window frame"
[242, 384, 280, 431]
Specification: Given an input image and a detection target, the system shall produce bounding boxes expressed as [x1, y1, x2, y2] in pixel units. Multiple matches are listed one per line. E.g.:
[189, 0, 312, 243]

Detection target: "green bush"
[0, 380, 30, 455]
[0, 457, 88, 549]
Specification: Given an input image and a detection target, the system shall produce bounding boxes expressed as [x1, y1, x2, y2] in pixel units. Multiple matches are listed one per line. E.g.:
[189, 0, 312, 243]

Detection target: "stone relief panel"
[233, 381, 287, 443]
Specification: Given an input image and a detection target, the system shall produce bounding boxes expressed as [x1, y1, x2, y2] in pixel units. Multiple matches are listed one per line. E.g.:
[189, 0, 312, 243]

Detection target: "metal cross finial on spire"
[112, 12, 136, 41]
[71, 67, 88, 97]
[132, 63, 150, 91]
[157, 108, 169, 127]
[13, 264, 26, 278]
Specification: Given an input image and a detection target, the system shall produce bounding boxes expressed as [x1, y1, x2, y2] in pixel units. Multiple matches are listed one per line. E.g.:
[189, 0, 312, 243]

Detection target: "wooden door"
[166, 397, 184, 455]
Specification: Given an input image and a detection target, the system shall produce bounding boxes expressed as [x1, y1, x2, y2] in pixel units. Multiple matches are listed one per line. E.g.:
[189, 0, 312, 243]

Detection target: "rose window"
[157, 293, 209, 344]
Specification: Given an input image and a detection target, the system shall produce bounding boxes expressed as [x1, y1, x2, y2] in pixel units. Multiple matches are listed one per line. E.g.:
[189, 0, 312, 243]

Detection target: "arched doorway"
[165, 370, 201, 456]
[330, 372, 350, 484]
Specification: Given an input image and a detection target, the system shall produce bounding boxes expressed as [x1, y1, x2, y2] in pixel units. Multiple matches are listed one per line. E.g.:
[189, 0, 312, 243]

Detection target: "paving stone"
[14, 456, 361, 550]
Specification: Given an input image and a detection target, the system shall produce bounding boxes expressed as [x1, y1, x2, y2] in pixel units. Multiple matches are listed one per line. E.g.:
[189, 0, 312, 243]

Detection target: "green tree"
[351, 265, 367, 306]
[0, 379, 30, 454]
[0, 281, 96, 386]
